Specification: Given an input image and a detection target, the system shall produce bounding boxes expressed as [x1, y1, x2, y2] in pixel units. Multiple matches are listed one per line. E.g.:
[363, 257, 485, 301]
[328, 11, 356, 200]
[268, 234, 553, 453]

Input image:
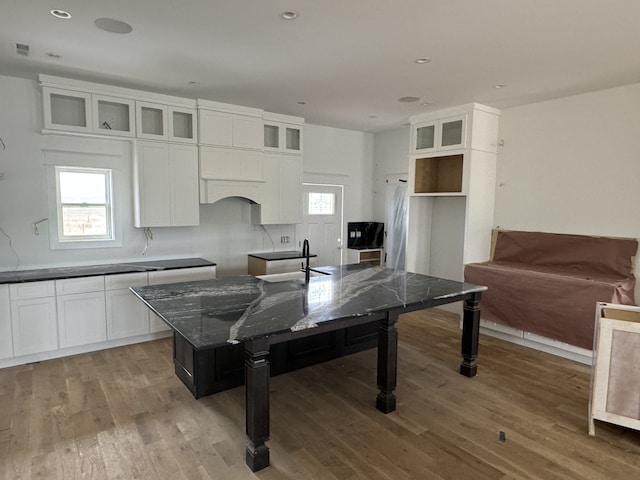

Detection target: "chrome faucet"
[301, 238, 310, 285]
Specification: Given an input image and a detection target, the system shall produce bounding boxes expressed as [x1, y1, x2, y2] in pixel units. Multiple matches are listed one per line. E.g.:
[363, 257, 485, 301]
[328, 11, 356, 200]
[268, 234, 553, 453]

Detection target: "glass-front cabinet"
[411, 114, 466, 154]
[43, 87, 93, 133]
[92, 94, 135, 137]
[169, 107, 197, 144]
[136, 101, 168, 140]
[263, 113, 304, 154]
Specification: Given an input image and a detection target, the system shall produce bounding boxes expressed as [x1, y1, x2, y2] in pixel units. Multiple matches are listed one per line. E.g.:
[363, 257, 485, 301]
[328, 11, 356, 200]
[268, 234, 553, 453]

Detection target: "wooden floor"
[1, 309, 639, 480]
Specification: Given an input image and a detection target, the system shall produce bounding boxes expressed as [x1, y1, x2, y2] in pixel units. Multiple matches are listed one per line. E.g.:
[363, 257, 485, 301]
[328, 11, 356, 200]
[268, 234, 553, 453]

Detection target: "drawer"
[9, 280, 55, 300]
[148, 266, 216, 285]
[105, 272, 148, 291]
[56, 276, 105, 295]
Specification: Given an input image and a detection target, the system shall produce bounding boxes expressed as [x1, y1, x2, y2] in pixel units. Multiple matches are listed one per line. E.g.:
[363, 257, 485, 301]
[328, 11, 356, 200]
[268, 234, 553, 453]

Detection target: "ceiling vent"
[15, 43, 30, 56]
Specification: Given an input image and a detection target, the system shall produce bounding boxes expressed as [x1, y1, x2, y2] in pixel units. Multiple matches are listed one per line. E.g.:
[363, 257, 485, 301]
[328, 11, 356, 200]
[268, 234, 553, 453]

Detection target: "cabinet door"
[412, 121, 437, 153]
[134, 141, 171, 227]
[0, 285, 12, 360]
[232, 115, 263, 149]
[57, 292, 107, 348]
[169, 107, 197, 144]
[198, 110, 233, 146]
[278, 155, 303, 223]
[11, 297, 58, 356]
[92, 94, 135, 137]
[439, 114, 466, 151]
[43, 87, 92, 133]
[136, 101, 168, 140]
[256, 153, 280, 224]
[199, 146, 263, 182]
[283, 124, 303, 154]
[169, 144, 200, 226]
[106, 289, 150, 339]
[263, 122, 281, 151]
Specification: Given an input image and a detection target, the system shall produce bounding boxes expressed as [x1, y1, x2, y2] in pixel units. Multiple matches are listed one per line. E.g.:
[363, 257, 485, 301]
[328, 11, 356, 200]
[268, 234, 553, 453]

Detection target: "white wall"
[496, 82, 640, 299]
[0, 75, 374, 275]
[303, 123, 375, 226]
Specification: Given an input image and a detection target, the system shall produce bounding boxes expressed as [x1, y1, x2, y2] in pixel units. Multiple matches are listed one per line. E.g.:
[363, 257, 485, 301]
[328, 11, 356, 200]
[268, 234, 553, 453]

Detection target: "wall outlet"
[280, 236, 290, 243]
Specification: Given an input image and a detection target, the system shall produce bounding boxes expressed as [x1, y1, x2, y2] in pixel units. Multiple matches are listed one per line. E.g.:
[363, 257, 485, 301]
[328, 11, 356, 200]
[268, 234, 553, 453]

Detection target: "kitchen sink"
[255, 269, 328, 283]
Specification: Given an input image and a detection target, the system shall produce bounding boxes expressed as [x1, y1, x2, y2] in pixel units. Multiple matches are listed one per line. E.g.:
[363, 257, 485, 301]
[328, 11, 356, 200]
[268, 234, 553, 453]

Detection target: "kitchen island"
[130, 264, 486, 472]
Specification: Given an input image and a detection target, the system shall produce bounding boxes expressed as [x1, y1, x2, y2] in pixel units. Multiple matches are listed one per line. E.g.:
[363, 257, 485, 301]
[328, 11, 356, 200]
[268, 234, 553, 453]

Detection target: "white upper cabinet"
[43, 87, 93, 133]
[197, 99, 263, 149]
[134, 141, 199, 227]
[411, 114, 467, 154]
[136, 101, 168, 140]
[263, 113, 304, 154]
[40, 75, 197, 142]
[92, 94, 136, 137]
[169, 106, 197, 144]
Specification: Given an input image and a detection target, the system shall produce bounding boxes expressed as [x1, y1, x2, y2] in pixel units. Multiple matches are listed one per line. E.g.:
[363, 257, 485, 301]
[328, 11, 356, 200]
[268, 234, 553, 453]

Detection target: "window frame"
[307, 191, 336, 216]
[54, 165, 114, 242]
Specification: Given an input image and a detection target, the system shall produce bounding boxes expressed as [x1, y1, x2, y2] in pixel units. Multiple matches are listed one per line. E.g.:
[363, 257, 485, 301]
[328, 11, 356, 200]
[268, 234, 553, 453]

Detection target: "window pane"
[61, 205, 107, 236]
[308, 192, 335, 215]
[59, 171, 106, 203]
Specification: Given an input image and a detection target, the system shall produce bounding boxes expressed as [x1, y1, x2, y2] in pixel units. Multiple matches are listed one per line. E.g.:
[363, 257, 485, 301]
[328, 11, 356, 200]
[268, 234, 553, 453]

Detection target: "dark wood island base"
[130, 265, 486, 473]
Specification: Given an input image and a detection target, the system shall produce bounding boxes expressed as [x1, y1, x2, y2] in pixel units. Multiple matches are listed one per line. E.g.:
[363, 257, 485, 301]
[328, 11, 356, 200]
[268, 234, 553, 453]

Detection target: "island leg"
[376, 311, 399, 413]
[460, 292, 482, 377]
[245, 337, 270, 472]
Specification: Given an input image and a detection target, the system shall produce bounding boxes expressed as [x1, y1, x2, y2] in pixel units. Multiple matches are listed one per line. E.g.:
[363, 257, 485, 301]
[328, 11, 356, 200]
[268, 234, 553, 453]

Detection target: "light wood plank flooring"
[1, 309, 639, 479]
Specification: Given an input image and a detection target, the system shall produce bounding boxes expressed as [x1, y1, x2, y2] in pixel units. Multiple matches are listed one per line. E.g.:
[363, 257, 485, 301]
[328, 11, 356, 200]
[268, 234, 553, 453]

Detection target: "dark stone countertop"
[248, 251, 318, 261]
[0, 257, 216, 284]
[130, 264, 486, 350]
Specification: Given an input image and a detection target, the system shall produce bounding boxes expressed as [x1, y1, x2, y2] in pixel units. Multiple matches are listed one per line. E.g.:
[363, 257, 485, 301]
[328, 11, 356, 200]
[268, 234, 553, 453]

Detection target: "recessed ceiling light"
[46, 52, 62, 59]
[50, 9, 72, 19]
[420, 101, 432, 106]
[297, 101, 306, 105]
[95, 18, 133, 34]
[398, 96, 420, 103]
[280, 11, 300, 20]
[493, 84, 506, 89]
[187, 81, 200, 86]
[368, 115, 378, 119]
[415, 57, 431, 64]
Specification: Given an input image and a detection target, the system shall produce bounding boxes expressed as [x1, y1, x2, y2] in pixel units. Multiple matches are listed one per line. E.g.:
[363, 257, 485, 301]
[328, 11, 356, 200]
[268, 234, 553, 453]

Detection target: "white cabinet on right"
[411, 114, 466, 154]
[133, 141, 200, 227]
[406, 103, 501, 285]
[251, 153, 302, 225]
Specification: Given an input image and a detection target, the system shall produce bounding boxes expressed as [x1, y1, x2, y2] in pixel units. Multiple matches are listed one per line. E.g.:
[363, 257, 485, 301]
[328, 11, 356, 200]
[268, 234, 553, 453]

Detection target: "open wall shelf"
[414, 154, 463, 194]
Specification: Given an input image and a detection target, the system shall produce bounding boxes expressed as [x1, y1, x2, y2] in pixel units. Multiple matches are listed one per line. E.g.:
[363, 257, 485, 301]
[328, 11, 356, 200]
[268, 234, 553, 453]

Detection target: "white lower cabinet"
[105, 272, 149, 340]
[10, 281, 58, 356]
[0, 285, 14, 359]
[56, 277, 106, 348]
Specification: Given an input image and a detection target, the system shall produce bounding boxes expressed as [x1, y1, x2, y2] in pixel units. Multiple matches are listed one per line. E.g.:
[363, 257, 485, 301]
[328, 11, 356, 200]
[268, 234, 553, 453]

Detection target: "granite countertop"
[249, 251, 318, 261]
[130, 264, 486, 350]
[0, 257, 216, 284]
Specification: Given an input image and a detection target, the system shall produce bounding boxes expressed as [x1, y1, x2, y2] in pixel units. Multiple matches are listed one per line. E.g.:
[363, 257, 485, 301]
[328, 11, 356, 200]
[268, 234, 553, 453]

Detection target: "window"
[55, 166, 113, 241]
[308, 192, 335, 215]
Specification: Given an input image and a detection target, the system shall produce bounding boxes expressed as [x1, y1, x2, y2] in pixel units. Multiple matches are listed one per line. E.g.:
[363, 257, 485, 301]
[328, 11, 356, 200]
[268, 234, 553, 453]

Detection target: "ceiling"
[3, 1, 640, 132]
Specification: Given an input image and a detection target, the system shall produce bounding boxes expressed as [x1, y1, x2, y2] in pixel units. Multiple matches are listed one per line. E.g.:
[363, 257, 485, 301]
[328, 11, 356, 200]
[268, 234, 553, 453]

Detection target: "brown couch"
[464, 230, 637, 349]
